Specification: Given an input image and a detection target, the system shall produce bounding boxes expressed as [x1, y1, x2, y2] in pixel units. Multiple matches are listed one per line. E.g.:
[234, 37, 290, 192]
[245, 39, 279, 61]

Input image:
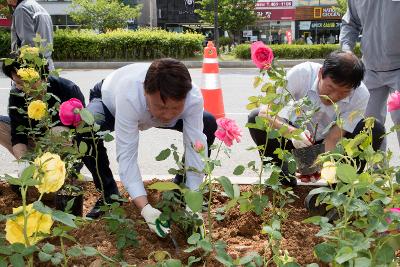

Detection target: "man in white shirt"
[248, 51, 384, 186]
[83, 59, 217, 237]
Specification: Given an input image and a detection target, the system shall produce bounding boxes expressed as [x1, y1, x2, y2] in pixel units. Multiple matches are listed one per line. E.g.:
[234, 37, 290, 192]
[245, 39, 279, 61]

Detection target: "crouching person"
[248, 51, 385, 186]
[84, 58, 217, 237]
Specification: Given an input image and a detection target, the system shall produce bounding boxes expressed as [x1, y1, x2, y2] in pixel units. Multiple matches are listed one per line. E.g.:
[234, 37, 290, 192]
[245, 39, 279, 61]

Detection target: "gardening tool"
[155, 218, 170, 238]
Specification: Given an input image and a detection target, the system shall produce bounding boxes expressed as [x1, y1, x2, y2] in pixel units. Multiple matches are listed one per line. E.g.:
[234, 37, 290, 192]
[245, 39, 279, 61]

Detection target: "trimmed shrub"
[0, 29, 11, 57]
[233, 43, 362, 59]
[53, 28, 204, 61]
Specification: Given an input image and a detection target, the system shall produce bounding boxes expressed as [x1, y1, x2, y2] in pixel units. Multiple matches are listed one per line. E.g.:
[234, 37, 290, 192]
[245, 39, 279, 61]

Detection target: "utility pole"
[214, 0, 219, 51]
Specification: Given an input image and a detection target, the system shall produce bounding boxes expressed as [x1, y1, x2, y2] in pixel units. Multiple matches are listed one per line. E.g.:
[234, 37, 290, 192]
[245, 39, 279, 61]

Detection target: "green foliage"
[69, 0, 142, 33]
[233, 44, 362, 59]
[0, 29, 10, 58]
[195, 0, 257, 40]
[52, 29, 204, 60]
[334, 0, 348, 16]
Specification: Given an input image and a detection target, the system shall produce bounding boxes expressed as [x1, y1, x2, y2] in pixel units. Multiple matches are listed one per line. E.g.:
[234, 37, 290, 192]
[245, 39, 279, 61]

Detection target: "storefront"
[250, 0, 295, 44]
[295, 6, 342, 44]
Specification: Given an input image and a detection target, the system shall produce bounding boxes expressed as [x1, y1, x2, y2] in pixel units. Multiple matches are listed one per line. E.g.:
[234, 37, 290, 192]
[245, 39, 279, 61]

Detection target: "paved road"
[0, 68, 398, 181]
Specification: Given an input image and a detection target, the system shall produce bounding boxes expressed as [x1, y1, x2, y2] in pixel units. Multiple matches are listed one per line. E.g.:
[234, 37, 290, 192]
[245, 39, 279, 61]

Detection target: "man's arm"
[324, 125, 345, 152]
[13, 8, 35, 47]
[339, 1, 362, 52]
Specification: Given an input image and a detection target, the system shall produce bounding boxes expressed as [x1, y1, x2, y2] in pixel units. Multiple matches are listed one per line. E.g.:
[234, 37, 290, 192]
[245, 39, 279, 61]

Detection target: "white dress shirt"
[279, 62, 370, 141]
[101, 63, 207, 198]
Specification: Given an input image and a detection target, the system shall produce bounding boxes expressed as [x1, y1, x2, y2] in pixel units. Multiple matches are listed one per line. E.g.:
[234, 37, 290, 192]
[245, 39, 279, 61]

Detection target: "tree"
[69, 0, 142, 33]
[334, 0, 347, 16]
[195, 0, 257, 43]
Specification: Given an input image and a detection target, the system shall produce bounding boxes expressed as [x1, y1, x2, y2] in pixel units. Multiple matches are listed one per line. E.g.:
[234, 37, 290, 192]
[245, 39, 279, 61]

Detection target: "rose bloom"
[19, 46, 40, 59]
[27, 100, 47, 121]
[59, 98, 84, 127]
[193, 140, 205, 153]
[251, 41, 274, 70]
[321, 161, 336, 185]
[387, 91, 400, 112]
[17, 68, 40, 83]
[33, 152, 66, 194]
[5, 203, 53, 246]
[214, 118, 242, 147]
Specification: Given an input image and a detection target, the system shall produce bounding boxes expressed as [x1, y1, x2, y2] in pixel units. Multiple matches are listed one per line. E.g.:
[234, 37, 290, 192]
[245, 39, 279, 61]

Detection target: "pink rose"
[214, 118, 242, 147]
[251, 41, 274, 70]
[193, 140, 205, 153]
[59, 98, 84, 127]
[386, 208, 400, 224]
[387, 91, 400, 112]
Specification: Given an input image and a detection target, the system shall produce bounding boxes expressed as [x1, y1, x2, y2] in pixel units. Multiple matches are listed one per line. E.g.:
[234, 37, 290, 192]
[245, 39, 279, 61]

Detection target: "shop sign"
[256, 1, 293, 8]
[310, 21, 341, 29]
[299, 21, 311, 30]
[243, 30, 253, 37]
[257, 8, 295, 20]
[313, 7, 340, 18]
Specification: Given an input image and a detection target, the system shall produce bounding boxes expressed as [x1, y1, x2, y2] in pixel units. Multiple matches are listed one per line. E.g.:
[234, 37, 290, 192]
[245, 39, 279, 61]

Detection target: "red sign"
[256, 1, 293, 8]
[257, 9, 295, 20]
[0, 16, 11, 27]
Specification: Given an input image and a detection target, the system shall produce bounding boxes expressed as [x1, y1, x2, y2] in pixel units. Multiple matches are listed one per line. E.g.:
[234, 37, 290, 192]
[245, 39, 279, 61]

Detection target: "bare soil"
[0, 179, 326, 266]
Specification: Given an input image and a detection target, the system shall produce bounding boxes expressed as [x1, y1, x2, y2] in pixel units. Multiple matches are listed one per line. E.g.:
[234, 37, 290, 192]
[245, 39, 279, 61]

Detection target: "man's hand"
[291, 129, 313, 149]
[141, 204, 170, 238]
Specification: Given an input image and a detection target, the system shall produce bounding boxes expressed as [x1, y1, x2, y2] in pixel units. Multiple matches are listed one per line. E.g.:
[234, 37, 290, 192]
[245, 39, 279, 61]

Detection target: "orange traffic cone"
[201, 41, 225, 119]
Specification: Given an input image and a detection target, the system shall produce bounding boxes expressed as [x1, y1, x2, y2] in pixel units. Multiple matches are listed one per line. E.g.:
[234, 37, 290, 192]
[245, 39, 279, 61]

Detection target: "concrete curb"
[53, 59, 325, 69]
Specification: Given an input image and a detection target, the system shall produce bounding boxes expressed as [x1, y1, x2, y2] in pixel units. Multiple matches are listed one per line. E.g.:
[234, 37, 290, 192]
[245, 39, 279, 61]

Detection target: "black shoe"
[173, 174, 184, 185]
[280, 176, 297, 187]
[86, 198, 105, 219]
[304, 193, 338, 223]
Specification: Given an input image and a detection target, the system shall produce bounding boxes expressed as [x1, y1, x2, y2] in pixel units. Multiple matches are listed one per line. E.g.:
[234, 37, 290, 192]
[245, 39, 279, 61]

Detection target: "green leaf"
[38, 251, 52, 262]
[20, 164, 35, 180]
[33, 201, 53, 214]
[283, 263, 300, 267]
[187, 256, 201, 267]
[79, 142, 88, 154]
[9, 254, 24, 267]
[79, 108, 95, 125]
[50, 252, 63, 265]
[103, 133, 114, 142]
[314, 243, 336, 263]
[148, 181, 181, 192]
[233, 165, 245, 175]
[52, 210, 77, 228]
[375, 244, 395, 264]
[184, 191, 203, 213]
[82, 246, 98, 256]
[216, 176, 235, 199]
[306, 264, 319, 267]
[41, 243, 55, 254]
[335, 246, 357, 264]
[67, 246, 82, 257]
[164, 259, 182, 267]
[354, 257, 371, 267]
[155, 148, 171, 161]
[0, 257, 7, 267]
[198, 239, 213, 252]
[308, 187, 333, 196]
[336, 164, 357, 183]
[187, 233, 201, 245]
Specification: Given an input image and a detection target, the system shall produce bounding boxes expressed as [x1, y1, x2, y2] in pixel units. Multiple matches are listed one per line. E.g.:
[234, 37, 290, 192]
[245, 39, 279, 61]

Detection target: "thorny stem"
[90, 130, 106, 204]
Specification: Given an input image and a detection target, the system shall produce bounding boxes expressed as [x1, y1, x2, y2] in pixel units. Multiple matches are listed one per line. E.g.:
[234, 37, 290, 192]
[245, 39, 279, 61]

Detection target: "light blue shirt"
[279, 62, 370, 141]
[101, 63, 207, 198]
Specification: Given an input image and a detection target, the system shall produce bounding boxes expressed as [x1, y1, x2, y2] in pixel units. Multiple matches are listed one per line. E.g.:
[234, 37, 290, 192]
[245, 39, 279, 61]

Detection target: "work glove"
[186, 206, 206, 239]
[141, 204, 170, 238]
[291, 129, 313, 149]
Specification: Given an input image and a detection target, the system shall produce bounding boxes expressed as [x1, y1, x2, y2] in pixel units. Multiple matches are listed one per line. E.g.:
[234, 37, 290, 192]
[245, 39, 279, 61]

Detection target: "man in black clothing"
[0, 58, 119, 218]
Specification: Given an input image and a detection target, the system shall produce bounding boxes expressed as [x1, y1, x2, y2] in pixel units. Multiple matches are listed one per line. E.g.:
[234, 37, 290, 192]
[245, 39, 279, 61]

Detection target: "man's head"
[7, 0, 18, 8]
[144, 58, 192, 123]
[2, 56, 49, 93]
[318, 50, 365, 105]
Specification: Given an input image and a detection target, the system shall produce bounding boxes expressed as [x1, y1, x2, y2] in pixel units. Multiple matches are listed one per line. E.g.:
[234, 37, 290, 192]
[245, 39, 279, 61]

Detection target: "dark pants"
[83, 81, 217, 193]
[248, 108, 385, 174]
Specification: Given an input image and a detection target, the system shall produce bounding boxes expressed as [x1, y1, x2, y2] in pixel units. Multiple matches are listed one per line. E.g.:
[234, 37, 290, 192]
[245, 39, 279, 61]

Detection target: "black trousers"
[248, 108, 385, 174]
[82, 81, 217, 195]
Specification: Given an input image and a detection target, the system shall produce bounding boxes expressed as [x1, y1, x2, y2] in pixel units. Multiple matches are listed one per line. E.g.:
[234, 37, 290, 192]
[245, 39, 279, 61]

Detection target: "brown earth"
[0, 179, 326, 266]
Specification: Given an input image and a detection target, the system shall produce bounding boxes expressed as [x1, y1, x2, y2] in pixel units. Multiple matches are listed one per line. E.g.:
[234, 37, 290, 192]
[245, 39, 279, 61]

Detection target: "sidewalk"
[54, 59, 325, 69]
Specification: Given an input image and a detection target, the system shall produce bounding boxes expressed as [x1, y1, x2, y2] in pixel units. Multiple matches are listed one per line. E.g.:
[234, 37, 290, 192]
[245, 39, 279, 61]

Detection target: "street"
[0, 68, 398, 181]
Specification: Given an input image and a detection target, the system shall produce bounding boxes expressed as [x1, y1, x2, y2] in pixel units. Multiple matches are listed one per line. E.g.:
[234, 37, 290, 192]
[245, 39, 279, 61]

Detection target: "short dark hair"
[321, 50, 365, 89]
[144, 58, 192, 102]
[1, 54, 49, 80]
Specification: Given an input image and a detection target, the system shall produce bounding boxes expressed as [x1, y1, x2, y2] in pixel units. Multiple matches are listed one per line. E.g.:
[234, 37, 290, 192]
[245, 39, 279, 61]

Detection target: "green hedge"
[233, 43, 362, 59]
[0, 29, 11, 58]
[53, 29, 204, 60]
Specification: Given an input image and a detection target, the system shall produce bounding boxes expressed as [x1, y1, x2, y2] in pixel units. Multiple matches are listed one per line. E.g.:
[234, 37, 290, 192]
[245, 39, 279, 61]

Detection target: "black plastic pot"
[292, 143, 324, 175]
[54, 191, 84, 217]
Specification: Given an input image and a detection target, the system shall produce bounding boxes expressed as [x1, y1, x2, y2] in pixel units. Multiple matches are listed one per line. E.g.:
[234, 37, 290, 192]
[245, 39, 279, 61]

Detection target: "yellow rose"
[27, 100, 47, 120]
[34, 152, 66, 194]
[321, 161, 336, 185]
[17, 68, 40, 83]
[5, 204, 53, 246]
[20, 46, 40, 58]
